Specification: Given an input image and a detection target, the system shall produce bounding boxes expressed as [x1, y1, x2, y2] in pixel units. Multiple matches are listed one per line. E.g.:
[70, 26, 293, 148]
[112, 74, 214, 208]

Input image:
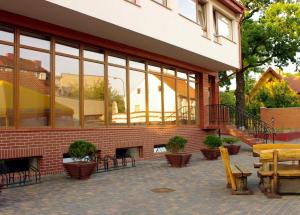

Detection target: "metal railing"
[207, 104, 275, 144]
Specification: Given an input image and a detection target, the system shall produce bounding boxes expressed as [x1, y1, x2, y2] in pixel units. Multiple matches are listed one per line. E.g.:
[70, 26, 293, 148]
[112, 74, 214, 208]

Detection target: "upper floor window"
[179, 0, 207, 29]
[214, 11, 233, 40]
[152, 0, 167, 6]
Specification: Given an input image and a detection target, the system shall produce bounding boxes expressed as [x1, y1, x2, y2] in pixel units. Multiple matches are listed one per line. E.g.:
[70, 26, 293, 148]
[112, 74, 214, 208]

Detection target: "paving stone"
[1, 143, 300, 215]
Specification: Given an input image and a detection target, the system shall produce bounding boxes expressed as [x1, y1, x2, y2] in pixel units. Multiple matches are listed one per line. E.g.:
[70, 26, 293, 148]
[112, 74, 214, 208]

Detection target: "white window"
[153, 0, 167, 6]
[179, 0, 207, 29]
[214, 12, 233, 40]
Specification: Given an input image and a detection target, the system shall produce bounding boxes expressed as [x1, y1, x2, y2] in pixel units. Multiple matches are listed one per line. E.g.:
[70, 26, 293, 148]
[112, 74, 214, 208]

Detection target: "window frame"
[214, 10, 233, 41]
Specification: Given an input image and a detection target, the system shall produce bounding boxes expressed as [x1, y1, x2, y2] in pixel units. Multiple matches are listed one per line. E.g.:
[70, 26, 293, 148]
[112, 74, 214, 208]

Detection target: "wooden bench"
[253, 144, 300, 157]
[219, 147, 253, 195]
[258, 149, 300, 197]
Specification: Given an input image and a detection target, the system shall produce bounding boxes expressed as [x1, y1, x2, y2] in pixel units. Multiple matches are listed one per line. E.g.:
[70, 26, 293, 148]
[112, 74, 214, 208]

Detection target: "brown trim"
[50, 38, 55, 128]
[175, 70, 179, 125]
[161, 68, 165, 124]
[13, 27, 20, 128]
[126, 56, 130, 126]
[145, 63, 149, 125]
[150, 0, 171, 10]
[0, 10, 217, 75]
[79, 45, 84, 128]
[187, 74, 191, 124]
[218, 0, 244, 14]
[104, 51, 109, 127]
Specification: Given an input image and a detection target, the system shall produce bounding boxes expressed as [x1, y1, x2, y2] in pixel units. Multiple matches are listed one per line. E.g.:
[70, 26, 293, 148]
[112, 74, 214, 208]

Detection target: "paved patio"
[1, 143, 300, 215]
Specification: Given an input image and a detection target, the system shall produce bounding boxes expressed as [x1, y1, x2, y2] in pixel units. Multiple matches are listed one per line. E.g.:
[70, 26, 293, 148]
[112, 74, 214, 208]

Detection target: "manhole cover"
[150, 188, 176, 193]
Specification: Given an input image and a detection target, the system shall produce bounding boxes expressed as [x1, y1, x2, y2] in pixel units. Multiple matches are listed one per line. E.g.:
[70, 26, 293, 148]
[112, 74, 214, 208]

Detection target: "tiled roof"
[284, 76, 300, 94]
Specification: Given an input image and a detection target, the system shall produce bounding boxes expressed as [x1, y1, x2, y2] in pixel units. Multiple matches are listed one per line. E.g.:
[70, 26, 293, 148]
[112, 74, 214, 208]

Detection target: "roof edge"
[218, 0, 245, 14]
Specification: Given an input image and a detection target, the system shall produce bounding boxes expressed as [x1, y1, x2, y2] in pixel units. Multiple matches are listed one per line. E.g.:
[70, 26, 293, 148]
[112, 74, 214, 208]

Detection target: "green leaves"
[254, 80, 300, 108]
[166, 136, 187, 153]
[68, 140, 97, 161]
[204, 135, 223, 149]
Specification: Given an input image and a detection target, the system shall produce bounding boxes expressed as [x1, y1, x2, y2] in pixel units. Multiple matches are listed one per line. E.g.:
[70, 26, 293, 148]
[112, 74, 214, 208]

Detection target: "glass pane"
[177, 79, 189, 124]
[20, 34, 50, 50]
[19, 49, 50, 127]
[163, 76, 176, 125]
[218, 15, 232, 39]
[148, 64, 161, 73]
[108, 55, 126, 66]
[0, 29, 13, 42]
[130, 70, 146, 125]
[179, 0, 196, 22]
[0, 44, 14, 127]
[189, 81, 198, 124]
[129, 60, 145, 70]
[163, 67, 175, 76]
[83, 61, 105, 127]
[177, 71, 188, 79]
[108, 66, 127, 125]
[55, 56, 80, 127]
[148, 73, 162, 124]
[84, 49, 104, 61]
[56, 43, 79, 56]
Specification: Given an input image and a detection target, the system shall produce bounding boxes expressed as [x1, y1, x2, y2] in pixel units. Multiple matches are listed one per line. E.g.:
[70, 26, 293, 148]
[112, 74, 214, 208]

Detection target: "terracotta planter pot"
[224, 145, 241, 155]
[165, 153, 192, 168]
[64, 161, 97, 180]
[200, 148, 220, 160]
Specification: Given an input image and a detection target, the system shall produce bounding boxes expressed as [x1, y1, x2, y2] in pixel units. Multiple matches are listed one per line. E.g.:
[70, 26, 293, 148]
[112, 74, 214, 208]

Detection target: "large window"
[0, 24, 202, 129]
[130, 70, 146, 125]
[179, 0, 207, 29]
[214, 11, 233, 40]
[19, 34, 51, 127]
[0, 27, 14, 128]
[55, 43, 80, 128]
[83, 48, 105, 127]
[108, 63, 127, 125]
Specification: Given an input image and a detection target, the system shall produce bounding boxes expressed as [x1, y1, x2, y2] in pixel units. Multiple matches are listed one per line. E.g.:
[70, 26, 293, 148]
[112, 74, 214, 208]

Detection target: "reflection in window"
[189, 80, 198, 124]
[84, 49, 104, 61]
[56, 43, 79, 56]
[179, 0, 197, 22]
[130, 70, 146, 125]
[163, 76, 176, 125]
[129, 71, 146, 124]
[0, 44, 14, 127]
[214, 12, 233, 40]
[148, 64, 161, 73]
[108, 55, 126, 66]
[163, 67, 175, 76]
[20, 34, 50, 50]
[129, 60, 145, 70]
[108, 66, 127, 125]
[83, 61, 105, 127]
[0, 29, 14, 42]
[148, 73, 162, 124]
[55, 55, 80, 127]
[177, 79, 189, 124]
[19, 48, 50, 127]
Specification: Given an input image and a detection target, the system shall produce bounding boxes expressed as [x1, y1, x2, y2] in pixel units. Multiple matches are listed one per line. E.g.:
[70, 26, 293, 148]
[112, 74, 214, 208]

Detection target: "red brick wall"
[0, 126, 210, 175]
[260, 107, 300, 130]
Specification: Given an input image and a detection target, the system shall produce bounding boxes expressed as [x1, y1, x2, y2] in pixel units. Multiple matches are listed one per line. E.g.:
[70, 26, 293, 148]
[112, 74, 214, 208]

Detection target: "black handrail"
[207, 104, 275, 144]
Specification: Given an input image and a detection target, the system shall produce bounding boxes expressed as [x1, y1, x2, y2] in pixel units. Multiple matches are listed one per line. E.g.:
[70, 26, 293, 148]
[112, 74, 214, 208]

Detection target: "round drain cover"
[150, 188, 175, 193]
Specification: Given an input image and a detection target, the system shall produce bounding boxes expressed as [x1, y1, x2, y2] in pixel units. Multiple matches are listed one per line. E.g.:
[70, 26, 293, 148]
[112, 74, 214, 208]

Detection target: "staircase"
[207, 104, 275, 146]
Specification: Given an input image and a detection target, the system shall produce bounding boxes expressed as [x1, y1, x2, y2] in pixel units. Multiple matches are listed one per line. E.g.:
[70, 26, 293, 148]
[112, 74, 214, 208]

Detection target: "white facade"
[0, 0, 242, 72]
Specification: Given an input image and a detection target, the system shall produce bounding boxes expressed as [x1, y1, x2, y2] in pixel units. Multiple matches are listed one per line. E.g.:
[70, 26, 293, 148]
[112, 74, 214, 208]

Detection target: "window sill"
[150, 0, 171, 10]
[214, 34, 236, 44]
[123, 0, 141, 7]
[178, 14, 207, 36]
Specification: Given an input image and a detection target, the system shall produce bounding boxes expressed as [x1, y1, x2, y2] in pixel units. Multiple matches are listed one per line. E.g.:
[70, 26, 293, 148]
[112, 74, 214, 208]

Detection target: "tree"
[220, 91, 236, 106]
[220, 0, 300, 119]
[247, 80, 300, 115]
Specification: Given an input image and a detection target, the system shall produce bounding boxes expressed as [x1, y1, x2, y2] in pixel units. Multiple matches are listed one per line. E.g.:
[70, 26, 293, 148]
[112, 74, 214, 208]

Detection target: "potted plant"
[63, 140, 97, 180]
[201, 135, 222, 160]
[165, 136, 191, 168]
[223, 137, 240, 155]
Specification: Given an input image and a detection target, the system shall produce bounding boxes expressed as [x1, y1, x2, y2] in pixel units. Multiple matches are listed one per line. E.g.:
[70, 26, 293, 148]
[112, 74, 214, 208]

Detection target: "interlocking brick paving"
[1, 143, 300, 215]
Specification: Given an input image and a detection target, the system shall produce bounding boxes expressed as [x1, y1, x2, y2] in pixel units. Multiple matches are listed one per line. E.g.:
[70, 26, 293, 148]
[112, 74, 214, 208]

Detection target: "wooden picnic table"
[253, 144, 300, 198]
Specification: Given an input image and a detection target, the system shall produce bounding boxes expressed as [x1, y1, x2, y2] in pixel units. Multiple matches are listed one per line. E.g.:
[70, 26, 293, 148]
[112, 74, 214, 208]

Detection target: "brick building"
[0, 0, 243, 176]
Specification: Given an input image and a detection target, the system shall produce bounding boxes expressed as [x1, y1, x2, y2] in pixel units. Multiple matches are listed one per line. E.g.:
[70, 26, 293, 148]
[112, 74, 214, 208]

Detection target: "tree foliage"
[219, 0, 300, 115]
[247, 80, 300, 115]
[220, 91, 236, 106]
